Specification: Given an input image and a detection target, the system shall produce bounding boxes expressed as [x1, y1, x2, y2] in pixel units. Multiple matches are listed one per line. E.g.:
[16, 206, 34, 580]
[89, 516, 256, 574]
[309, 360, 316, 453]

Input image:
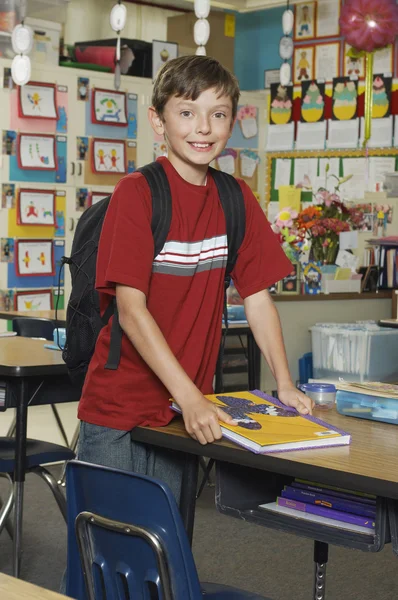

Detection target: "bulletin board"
[267, 148, 398, 203]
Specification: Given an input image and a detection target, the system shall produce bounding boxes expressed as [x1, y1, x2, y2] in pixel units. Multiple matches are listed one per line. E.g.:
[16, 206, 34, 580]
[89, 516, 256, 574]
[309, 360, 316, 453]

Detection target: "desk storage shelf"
[219, 333, 249, 393]
[215, 462, 390, 553]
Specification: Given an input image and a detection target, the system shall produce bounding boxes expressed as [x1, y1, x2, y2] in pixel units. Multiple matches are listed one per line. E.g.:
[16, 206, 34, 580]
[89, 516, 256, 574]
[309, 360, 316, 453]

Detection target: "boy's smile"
[149, 87, 234, 185]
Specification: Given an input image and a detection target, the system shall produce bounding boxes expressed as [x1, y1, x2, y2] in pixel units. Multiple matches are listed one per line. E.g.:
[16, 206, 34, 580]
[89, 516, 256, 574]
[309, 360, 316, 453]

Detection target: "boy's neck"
[167, 156, 209, 186]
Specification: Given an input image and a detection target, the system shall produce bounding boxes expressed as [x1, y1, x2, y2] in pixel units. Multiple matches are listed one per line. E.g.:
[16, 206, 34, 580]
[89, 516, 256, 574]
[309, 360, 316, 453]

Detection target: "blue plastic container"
[336, 390, 398, 425]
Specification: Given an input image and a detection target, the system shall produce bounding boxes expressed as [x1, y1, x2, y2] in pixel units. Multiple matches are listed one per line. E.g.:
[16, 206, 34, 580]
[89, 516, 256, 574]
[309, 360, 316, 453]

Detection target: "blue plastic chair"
[66, 460, 272, 600]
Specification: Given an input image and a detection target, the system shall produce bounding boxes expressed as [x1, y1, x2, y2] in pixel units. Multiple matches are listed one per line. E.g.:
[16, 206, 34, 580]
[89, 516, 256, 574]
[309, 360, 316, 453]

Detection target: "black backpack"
[61, 161, 246, 391]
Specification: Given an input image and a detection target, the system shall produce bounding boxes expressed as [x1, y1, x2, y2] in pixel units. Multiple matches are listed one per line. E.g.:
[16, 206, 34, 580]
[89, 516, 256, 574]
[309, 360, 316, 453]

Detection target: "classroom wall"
[63, 0, 180, 46]
[234, 6, 284, 91]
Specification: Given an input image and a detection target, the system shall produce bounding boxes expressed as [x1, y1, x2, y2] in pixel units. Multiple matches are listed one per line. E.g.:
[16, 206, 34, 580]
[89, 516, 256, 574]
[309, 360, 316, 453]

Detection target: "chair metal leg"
[313, 540, 328, 600]
[7, 411, 16, 437]
[196, 458, 215, 500]
[58, 423, 80, 486]
[0, 474, 14, 539]
[13, 480, 24, 577]
[50, 404, 70, 448]
[31, 466, 67, 523]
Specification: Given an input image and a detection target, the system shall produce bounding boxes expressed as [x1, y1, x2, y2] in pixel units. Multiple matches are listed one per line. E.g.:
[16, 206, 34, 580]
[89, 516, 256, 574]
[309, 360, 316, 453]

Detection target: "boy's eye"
[214, 112, 226, 119]
[180, 111, 192, 117]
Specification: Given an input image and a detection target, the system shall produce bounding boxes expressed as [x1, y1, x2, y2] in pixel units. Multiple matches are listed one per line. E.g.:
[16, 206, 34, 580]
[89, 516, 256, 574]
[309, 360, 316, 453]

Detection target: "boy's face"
[149, 87, 234, 176]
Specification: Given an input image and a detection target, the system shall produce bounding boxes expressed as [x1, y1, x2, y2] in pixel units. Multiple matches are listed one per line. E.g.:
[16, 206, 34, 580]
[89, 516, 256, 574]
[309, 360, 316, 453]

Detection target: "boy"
[77, 56, 313, 502]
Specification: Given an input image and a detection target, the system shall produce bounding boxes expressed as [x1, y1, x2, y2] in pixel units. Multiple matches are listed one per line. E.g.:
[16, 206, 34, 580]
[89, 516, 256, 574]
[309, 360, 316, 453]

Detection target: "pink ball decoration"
[339, 0, 398, 53]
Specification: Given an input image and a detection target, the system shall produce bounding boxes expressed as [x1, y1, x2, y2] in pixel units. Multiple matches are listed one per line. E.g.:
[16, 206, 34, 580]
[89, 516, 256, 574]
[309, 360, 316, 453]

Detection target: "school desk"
[131, 409, 398, 598]
[0, 337, 80, 578]
[0, 310, 66, 327]
[0, 572, 72, 600]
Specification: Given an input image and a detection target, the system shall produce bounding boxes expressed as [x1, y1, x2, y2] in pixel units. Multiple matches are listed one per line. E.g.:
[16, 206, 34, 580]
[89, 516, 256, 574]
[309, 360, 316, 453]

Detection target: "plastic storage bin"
[311, 323, 398, 383]
[336, 390, 398, 425]
[25, 17, 61, 66]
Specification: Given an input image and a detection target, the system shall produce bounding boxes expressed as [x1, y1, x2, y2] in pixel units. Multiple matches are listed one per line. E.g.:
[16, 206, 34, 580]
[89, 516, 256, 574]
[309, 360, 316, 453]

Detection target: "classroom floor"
[1, 404, 398, 599]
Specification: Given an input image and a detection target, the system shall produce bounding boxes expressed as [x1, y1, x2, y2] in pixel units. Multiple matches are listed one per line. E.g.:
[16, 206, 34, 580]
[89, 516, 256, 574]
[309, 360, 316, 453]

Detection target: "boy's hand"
[278, 385, 314, 415]
[180, 395, 237, 445]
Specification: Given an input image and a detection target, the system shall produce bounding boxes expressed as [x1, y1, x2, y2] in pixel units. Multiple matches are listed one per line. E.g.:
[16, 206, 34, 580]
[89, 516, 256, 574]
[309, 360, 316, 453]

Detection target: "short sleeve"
[231, 181, 293, 299]
[96, 173, 154, 297]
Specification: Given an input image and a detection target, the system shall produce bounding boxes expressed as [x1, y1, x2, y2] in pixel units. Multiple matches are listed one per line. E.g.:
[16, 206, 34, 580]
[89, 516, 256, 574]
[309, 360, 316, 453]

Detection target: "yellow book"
[171, 391, 351, 454]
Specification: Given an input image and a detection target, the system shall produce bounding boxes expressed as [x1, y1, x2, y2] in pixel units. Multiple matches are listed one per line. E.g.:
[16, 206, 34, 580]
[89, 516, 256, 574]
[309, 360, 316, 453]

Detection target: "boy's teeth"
[191, 143, 210, 148]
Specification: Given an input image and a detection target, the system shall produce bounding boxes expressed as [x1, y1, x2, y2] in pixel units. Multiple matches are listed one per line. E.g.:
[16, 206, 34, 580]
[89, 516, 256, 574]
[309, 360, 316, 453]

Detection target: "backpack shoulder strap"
[137, 161, 172, 258]
[208, 167, 246, 278]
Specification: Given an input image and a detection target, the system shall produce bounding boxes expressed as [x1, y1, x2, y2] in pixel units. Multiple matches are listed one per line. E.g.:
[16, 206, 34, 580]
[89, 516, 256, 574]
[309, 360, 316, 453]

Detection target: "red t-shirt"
[78, 157, 292, 430]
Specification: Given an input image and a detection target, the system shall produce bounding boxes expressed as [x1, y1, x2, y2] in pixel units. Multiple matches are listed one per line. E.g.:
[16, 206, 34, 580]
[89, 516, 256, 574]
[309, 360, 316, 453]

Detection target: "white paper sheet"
[296, 121, 326, 150]
[19, 190, 54, 225]
[339, 231, 358, 251]
[335, 249, 359, 271]
[315, 43, 339, 82]
[368, 157, 396, 192]
[327, 119, 359, 149]
[93, 140, 126, 173]
[20, 84, 57, 119]
[17, 240, 53, 275]
[94, 89, 127, 125]
[359, 116, 393, 148]
[373, 45, 393, 75]
[19, 135, 56, 170]
[274, 158, 292, 190]
[266, 123, 295, 151]
[316, 0, 341, 37]
[16, 291, 51, 311]
[293, 158, 318, 188]
[342, 157, 366, 200]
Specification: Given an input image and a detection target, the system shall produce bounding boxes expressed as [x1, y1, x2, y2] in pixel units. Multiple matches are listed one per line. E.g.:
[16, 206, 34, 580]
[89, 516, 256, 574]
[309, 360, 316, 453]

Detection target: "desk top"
[131, 408, 398, 500]
[0, 337, 67, 377]
[0, 573, 71, 600]
[0, 310, 66, 325]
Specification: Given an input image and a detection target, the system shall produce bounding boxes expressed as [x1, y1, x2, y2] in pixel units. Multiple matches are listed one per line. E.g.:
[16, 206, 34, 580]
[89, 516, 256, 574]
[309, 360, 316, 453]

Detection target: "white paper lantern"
[11, 24, 33, 55]
[280, 62, 291, 86]
[282, 9, 294, 36]
[194, 19, 210, 47]
[195, 45, 206, 56]
[11, 54, 31, 86]
[194, 0, 210, 19]
[110, 3, 127, 31]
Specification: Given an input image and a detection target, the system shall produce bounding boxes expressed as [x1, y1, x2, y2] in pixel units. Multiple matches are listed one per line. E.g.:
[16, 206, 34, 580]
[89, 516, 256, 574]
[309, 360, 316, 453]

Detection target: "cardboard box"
[167, 12, 235, 72]
[25, 17, 62, 66]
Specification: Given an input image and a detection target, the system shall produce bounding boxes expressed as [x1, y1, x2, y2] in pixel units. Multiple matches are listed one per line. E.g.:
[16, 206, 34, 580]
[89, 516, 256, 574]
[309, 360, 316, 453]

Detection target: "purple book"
[277, 497, 375, 529]
[291, 481, 376, 505]
[282, 486, 376, 518]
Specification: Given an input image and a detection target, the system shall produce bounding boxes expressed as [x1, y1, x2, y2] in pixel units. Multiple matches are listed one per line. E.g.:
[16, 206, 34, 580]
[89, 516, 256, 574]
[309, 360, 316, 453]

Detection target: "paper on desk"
[339, 230, 358, 251]
[278, 186, 301, 212]
[274, 159, 292, 190]
[335, 249, 359, 271]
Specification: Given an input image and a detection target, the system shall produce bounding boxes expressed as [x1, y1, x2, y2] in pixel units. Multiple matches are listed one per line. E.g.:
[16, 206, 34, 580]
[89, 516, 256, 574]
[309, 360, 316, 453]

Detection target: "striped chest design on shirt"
[152, 235, 228, 276]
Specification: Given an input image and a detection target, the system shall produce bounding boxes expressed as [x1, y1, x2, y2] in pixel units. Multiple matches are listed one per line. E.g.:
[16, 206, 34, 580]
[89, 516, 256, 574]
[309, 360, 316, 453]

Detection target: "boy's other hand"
[180, 395, 237, 445]
[278, 386, 314, 415]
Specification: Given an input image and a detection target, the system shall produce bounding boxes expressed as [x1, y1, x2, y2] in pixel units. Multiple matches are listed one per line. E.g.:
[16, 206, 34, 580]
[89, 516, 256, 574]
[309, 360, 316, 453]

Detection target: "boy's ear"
[148, 106, 164, 136]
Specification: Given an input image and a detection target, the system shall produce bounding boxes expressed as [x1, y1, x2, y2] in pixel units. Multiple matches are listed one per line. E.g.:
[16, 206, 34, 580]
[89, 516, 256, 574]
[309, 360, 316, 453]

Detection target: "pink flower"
[339, 0, 398, 53]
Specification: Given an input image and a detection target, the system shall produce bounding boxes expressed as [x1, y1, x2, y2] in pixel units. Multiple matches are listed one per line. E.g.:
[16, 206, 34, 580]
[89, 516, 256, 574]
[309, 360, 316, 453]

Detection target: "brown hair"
[152, 55, 240, 119]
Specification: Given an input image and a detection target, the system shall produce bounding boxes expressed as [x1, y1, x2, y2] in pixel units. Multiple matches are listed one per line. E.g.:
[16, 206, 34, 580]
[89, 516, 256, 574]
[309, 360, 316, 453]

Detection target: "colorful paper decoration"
[18, 82, 58, 120]
[17, 189, 56, 226]
[92, 138, 127, 174]
[15, 239, 54, 277]
[15, 289, 53, 311]
[270, 83, 293, 125]
[92, 88, 128, 126]
[301, 81, 325, 123]
[17, 133, 56, 171]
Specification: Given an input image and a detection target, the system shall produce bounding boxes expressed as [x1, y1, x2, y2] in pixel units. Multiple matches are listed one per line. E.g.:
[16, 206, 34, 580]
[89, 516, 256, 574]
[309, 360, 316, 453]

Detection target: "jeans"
[77, 421, 184, 504]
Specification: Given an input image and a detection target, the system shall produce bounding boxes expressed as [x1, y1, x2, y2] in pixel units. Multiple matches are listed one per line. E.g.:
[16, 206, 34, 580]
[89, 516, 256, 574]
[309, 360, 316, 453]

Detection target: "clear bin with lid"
[299, 382, 336, 410]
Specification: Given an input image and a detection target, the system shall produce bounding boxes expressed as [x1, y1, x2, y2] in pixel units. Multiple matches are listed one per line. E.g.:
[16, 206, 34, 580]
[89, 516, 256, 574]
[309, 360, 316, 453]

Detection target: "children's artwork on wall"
[373, 203, 393, 236]
[15, 289, 52, 311]
[332, 77, 358, 121]
[92, 88, 128, 126]
[91, 191, 109, 206]
[2, 130, 16, 155]
[293, 46, 314, 85]
[127, 141, 136, 173]
[153, 141, 168, 160]
[11, 86, 68, 135]
[152, 40, 178, 80]
[15, 239, 54, 276]
[373, 45, 394, 76]
[3, 67, 14, 90]
[10, 136, 66, 184]
[127, 94, 138, 139]
[269, 83, 293, 125]
[85, 140, 136, 186]
[316, 0, 341, 38]
[55, 85, 68, 133]
[55, 209, 65, 237]
[237, 105, 258, 139]
[92, 138, 126, 174]
[301, 81, 325, 123]
[372, 75, 391, 119]
[314, 42, 340, 82]
[240, 150, 260, 179]
[17, 189, 56, 226]
[0, 289, 14, 311]
[76, 188, 89, 212]
[8, 239, 64, 289]
[2, 183, 15, 208]
[77, 77, 90, 101]
[294, 1, 316, 40]
[1, 238, 14, 263]
[303, 262, 322, 295]
[17, 134, 56, 170]
[217, 149, 237, 175]
[344, 44, 365, 78]
[18, 82, 58, 120]
[77, 136, 89, 161]
[278, 263, 300, 294]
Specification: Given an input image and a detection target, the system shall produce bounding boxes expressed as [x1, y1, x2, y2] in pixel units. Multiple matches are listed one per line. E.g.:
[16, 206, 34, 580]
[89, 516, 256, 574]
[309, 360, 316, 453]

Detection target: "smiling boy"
[77, 56, 312, 502]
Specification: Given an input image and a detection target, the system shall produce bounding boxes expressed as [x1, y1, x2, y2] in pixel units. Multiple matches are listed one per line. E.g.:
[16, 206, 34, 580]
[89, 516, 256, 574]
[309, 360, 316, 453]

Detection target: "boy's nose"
[196, 117, 211, 134]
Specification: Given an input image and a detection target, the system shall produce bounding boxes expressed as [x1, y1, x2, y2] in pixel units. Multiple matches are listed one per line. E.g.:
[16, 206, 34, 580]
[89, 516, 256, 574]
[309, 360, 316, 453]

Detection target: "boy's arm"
[116, 285, 237, 444]
[243, 289, 314, 414]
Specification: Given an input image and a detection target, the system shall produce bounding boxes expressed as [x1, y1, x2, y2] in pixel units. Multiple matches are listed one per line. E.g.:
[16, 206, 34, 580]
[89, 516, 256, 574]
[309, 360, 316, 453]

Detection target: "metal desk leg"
[13, 378, 29, 578]
[247, 332, 261, 390]
[313, 540, 328, 600]
[179, 453, 199, 546]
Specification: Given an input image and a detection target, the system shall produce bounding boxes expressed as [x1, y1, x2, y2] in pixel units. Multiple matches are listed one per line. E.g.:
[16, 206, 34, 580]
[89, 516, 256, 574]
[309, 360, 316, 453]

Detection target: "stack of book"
[259, 479, 376, 535]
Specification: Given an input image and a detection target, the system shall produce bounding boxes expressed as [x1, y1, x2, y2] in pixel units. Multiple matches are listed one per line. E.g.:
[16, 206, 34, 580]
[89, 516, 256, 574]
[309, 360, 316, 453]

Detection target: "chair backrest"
[66, 460, 203, 600]
[12, 317, 55, 341]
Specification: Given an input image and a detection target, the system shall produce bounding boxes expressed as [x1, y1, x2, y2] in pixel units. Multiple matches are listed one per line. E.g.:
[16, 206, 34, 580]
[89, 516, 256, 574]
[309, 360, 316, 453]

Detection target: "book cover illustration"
[172, 391, 350, 453]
